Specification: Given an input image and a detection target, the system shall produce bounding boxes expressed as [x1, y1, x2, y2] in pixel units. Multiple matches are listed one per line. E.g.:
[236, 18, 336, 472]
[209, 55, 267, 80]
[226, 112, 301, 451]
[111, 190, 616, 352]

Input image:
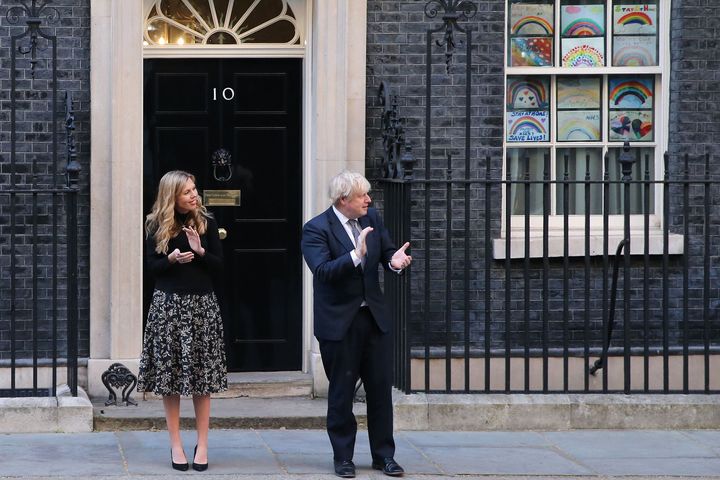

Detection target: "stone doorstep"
[0, 386, 93, 434]
[136, 371, 314, 401]
[93, 371, 322, 431]
[92, 396, 368, 432]
[394, 393, 720, 431]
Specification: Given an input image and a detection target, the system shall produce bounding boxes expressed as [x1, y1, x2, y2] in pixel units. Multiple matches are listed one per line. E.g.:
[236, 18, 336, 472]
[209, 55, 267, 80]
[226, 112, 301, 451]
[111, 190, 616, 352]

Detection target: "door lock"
[218, 228, 227, 240]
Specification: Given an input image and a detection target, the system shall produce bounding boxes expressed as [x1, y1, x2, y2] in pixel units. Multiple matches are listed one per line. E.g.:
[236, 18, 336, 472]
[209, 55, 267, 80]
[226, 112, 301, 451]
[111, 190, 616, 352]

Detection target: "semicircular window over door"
[144, 0, 302, 46]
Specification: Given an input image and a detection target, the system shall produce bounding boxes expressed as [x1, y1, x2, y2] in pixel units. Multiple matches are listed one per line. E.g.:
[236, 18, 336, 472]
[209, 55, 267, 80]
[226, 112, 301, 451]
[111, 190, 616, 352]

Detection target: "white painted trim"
[88, 0, 144, 397]
[301, 0, 314, 375]
[89, 0, 112, 361]
[506, 67, 663, 76]
[143, 45, 305, 58]
[109, 0, 144, 361]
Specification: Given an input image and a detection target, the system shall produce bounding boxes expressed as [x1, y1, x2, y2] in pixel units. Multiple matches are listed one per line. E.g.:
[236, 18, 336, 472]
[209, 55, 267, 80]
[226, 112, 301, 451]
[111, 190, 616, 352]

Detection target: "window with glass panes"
[505, 0, 666, 218]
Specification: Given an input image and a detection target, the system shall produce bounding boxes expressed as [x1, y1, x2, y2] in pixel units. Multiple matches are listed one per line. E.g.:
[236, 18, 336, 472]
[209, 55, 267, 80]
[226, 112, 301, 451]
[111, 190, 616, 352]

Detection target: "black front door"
[143, 58, 302, 371]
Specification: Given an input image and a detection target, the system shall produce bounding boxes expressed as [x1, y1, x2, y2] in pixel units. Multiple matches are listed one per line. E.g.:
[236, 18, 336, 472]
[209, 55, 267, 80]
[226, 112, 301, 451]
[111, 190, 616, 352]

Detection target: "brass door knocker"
[211, 148, 233, 182]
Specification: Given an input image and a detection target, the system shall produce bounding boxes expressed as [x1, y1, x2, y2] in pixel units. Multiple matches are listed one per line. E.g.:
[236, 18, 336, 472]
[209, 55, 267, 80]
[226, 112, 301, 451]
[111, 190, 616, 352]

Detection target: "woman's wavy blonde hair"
[145, 170, 209, 254]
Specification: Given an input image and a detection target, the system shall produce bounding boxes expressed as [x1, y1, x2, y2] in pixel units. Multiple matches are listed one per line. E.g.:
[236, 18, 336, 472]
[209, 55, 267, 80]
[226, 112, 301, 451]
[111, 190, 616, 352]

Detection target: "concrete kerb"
[4, 390, 720, 433]
[0, 386, 93, 433]
[393, 393, 720, 430]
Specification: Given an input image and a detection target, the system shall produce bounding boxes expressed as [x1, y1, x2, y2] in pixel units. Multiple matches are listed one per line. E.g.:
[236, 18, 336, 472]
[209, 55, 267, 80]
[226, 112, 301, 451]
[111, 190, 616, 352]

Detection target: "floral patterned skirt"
[137, 290, 228, 396]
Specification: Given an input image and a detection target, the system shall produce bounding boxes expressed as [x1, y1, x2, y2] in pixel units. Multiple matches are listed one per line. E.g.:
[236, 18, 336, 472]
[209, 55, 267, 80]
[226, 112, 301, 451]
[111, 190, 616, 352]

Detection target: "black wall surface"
[0, 1, 90, 360]
[0, 0, 718, 361]
[365, 0, 720, 353]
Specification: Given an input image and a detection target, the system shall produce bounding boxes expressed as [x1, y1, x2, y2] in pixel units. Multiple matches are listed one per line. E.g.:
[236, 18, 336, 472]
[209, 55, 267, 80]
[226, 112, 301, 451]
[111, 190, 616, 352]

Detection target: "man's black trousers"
[318, 306, 395, 462]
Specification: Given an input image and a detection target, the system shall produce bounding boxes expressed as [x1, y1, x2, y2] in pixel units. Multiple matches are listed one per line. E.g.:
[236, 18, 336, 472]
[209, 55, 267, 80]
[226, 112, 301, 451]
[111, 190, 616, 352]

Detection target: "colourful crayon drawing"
[613, 36, 657, 66]
[561, 5, 604, 36]
[507, 77, 549, 109]
[610, 111, 653, 141]
[557, 77, 601, 109]
[562, 38, 604, 67]
[511, 38, 553, 67]
[511, 4, 554, 35]
[562, 20, 604, 36]
[614, 5, 657, 34]
[507, 111, 549, 142]
[513, 15, 554, 35]
[617, 11, 653, 27]
[557, 111, 601, 141]
[609, 77, 653, 108]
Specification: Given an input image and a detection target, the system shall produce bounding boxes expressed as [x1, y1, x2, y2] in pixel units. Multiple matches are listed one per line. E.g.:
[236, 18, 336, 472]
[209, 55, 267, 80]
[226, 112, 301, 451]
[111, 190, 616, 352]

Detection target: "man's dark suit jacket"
[301, 206, 397, 341]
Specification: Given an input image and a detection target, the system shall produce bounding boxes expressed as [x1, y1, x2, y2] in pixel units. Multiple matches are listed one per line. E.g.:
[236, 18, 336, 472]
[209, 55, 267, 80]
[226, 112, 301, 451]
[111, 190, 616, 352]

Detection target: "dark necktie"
[348, 219, 365, 268]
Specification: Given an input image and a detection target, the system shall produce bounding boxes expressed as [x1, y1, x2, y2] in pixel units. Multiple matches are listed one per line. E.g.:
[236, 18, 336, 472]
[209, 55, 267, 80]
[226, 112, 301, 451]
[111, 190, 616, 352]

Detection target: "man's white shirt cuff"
[350, 250, 362, 267]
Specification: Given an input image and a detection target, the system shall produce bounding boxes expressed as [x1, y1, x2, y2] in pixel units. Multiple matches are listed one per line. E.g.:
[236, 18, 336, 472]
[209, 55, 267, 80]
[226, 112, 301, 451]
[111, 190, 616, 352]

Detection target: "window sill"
[492, 233, 684, 260]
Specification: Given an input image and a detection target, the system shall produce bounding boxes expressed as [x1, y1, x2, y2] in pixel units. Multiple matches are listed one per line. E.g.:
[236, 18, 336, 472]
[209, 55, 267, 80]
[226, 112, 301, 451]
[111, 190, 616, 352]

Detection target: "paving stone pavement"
[1, 429, 719, 479]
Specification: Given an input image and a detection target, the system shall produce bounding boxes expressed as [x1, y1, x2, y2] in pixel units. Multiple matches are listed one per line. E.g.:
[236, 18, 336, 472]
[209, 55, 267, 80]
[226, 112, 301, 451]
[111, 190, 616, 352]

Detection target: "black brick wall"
[0, 1, 90, 361]
[0, 0, 716, 364]
[367, 0, 720, 353]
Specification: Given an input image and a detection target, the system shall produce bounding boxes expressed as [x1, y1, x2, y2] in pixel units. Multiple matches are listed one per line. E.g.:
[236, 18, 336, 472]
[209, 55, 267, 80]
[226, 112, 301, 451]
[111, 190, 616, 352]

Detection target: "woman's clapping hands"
[168, 248, 194, 264]
[182, 225, 205, 257]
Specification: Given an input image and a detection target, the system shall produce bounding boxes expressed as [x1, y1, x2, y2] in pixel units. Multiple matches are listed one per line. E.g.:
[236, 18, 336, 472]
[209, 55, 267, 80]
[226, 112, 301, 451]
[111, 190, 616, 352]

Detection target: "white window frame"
[495, 0, 680, 259]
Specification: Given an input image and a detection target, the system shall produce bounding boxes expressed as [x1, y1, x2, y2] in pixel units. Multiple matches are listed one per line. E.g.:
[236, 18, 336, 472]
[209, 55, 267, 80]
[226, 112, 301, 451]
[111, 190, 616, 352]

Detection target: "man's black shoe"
[333, 459, 356, 478]
[372, 457, 404, 477]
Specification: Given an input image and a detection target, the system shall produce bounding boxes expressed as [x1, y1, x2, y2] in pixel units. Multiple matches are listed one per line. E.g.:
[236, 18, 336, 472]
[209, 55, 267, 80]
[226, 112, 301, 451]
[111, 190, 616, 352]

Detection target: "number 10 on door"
[212, 88, 235, 101]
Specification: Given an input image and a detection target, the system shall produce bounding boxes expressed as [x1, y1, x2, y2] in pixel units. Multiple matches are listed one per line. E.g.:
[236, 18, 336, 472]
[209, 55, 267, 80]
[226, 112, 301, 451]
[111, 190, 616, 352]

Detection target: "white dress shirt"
[332, 206, 363, 267]
[332, 206, 403, 274]
[332, 206, 367, 306]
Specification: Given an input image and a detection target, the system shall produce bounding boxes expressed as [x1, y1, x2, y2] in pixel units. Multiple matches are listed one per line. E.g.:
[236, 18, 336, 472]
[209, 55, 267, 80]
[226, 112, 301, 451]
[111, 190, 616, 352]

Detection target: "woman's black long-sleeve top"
[145, 213, 223, 294]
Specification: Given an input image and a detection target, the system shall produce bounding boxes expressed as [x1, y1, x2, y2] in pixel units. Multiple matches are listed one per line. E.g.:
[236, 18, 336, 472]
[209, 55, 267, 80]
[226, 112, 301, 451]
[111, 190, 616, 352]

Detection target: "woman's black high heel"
[192, 445, 208, 472]
[171, 449, 189, 471]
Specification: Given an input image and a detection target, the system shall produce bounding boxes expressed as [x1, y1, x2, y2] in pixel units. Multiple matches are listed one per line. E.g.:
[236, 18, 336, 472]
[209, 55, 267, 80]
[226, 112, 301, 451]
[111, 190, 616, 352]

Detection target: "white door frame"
[87, 0, 366, 398]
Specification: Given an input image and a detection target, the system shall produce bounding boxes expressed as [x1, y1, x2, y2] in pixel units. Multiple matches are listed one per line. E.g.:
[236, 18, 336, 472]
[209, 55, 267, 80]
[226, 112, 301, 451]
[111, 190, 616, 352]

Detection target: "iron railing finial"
[424, 0, 477, 72]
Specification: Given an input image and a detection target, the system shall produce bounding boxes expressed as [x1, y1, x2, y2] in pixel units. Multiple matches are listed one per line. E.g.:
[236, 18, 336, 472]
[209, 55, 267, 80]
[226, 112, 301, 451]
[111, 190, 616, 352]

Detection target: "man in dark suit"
[301, 171, 411, 478]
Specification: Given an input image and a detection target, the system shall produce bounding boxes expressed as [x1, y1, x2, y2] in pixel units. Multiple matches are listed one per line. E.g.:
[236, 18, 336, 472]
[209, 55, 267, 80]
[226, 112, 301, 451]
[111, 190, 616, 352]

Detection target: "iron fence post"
[618, 141, 635, 394]
[376, 82, 414, 393]
[5, 0, 67, 398]
[65, 93, 82, 397]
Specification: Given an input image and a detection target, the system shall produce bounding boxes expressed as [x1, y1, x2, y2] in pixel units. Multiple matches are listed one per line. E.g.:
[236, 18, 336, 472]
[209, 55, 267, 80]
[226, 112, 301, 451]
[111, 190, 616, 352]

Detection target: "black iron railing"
[379, 149, 718, 395]
[2, 0, 81, 397]
[382, 180, 412, 394]
[372, 0, 718, 396]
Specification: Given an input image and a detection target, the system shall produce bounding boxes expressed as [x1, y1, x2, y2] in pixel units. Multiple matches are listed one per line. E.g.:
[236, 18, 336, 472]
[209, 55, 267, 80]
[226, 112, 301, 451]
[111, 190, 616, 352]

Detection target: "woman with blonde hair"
[138, 170, 227, 472]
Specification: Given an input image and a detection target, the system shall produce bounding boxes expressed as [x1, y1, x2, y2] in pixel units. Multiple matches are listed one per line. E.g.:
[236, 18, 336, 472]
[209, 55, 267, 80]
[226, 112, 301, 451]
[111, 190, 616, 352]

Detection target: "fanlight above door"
[144, 0, 301, 46]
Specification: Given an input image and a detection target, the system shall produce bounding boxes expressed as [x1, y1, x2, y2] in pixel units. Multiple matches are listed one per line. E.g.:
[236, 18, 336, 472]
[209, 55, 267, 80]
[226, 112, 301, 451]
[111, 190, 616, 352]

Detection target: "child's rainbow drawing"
[507, 76, 550, 109]
[610, 111, 653, 141]
[613, 4, 657, 34]
[511, 4, 554, 35]
[609, 77, 653, 109]
[513, 15, 554, 35]
[613, 36, 657, 66]
[507, 111, 549, 142]
[561, 5, 605, 36]
[558, 110, 601, 141]
[557, 77, 601, 109]
[562, 38, 604, 67]
[511, 38, 553, 67]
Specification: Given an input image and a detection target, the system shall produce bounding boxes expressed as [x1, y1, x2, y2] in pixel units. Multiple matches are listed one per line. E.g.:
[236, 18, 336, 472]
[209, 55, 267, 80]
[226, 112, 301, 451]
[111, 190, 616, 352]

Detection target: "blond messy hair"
[328, 170, 371, 205]
[145, 170, 209, 254]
